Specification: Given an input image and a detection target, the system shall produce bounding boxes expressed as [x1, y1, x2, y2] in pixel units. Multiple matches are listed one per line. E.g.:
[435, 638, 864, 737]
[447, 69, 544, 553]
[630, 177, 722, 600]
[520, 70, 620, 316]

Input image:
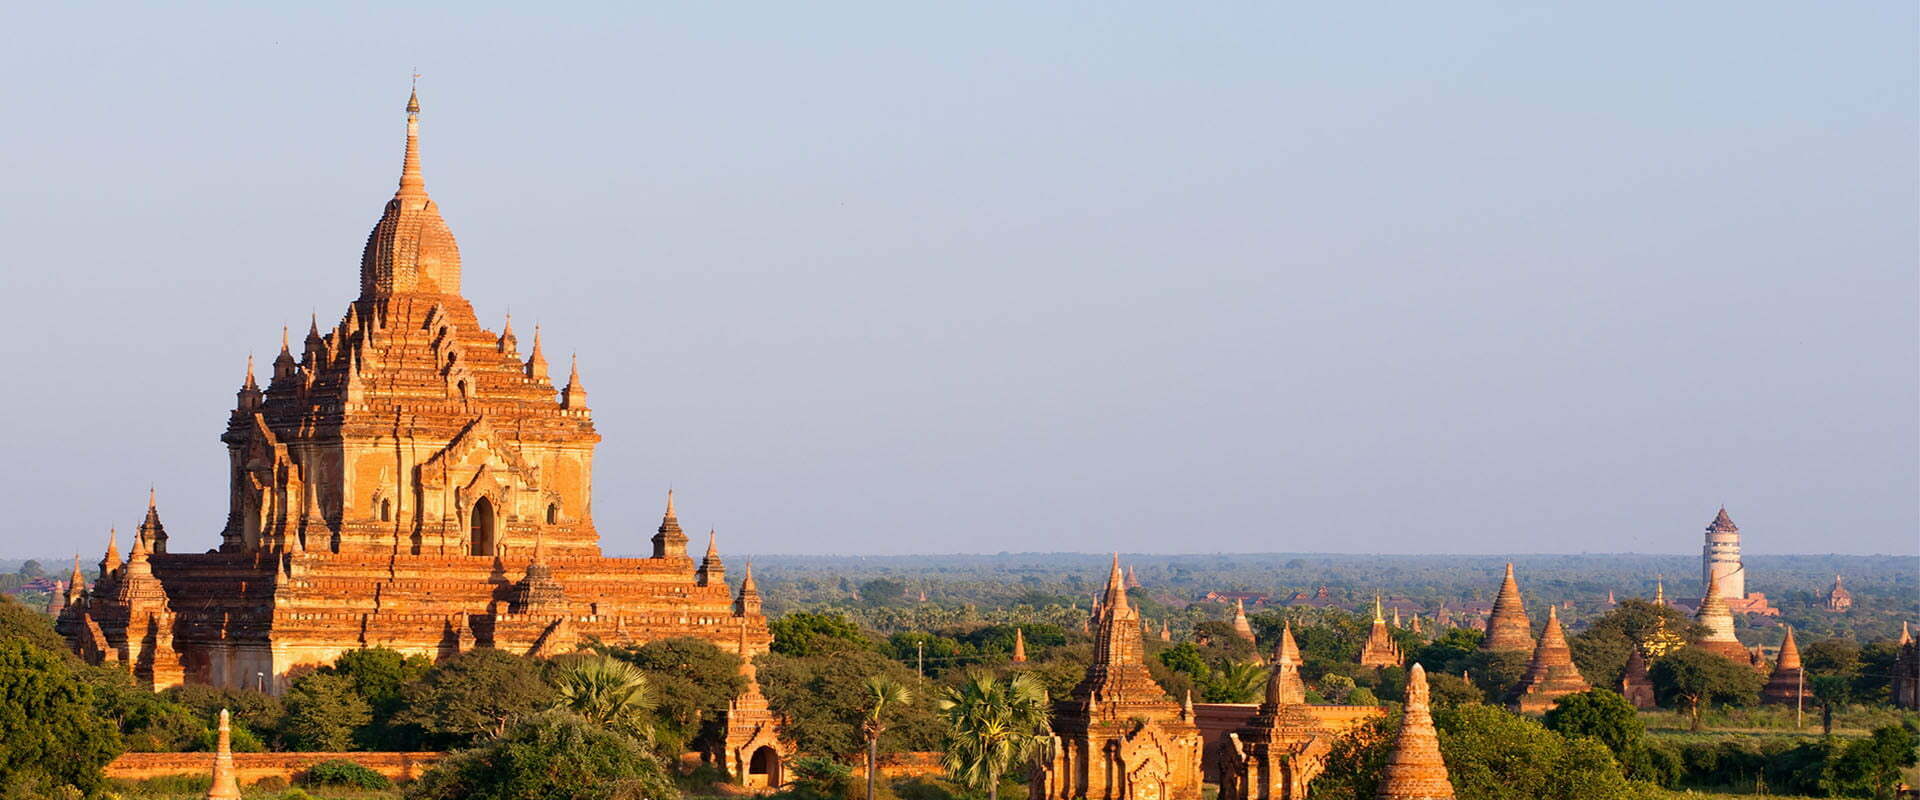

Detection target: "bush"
[249, 775, 290, 792]
[405, 711, 679, 800]
[300, 758, 392, 789]
[785, 756, 854, 800]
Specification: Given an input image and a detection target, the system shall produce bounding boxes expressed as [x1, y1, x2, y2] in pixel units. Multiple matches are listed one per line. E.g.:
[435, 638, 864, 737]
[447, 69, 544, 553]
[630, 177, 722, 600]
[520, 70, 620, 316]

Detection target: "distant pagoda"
[1509, 606, 1588, 712]
[1761, 626, 1808, 705]
[1359, 595, 1404, 668]
[1691, 570, 1747, 662]
[1481, 563, 1534, 653]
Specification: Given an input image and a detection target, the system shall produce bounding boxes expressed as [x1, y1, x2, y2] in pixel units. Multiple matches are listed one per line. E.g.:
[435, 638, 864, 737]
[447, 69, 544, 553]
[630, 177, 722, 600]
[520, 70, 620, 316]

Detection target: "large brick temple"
[56, 91, 771, 692]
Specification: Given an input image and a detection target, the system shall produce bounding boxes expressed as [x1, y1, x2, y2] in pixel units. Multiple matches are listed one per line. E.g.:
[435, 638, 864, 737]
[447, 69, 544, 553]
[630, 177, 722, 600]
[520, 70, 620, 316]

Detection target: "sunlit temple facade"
[56, 91, 770, 692]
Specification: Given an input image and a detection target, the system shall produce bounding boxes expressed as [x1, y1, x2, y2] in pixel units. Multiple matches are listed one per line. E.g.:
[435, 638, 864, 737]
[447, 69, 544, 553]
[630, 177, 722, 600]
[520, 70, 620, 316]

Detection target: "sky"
[0, 3, 1914, 557]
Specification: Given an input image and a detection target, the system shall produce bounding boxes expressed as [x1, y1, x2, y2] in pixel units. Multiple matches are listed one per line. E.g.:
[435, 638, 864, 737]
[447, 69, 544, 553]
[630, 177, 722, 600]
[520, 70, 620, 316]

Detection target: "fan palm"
[938, 671, 1051, 800]
[862, 675, 914, 800]
[1203, 661, 1269, 703]
[551, 655, 657, 741]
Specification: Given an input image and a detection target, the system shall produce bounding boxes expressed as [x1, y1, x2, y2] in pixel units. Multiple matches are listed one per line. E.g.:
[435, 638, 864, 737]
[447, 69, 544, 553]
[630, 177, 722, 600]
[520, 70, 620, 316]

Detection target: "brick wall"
[106, 752, 444, 785]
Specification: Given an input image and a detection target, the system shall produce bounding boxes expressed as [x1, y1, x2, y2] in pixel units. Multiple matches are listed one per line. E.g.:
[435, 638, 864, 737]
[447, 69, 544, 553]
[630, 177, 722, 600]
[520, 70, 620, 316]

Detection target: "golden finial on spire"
[396, 81, 426, 200]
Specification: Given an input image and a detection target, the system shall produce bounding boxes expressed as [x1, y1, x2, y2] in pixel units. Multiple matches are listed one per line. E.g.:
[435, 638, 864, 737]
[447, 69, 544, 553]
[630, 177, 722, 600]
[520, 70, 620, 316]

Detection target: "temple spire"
[139, 488, 169, 554]
[525, 325, 550, 381]
[735, 561, 762, 617]
[1012, 628, 1027, 663]
[65, 555, 85, 606]
[99, 528, 122, 579]
[561, 353, 588, 410]
[652, 489, 687, 558]
[1264, 620, 1306, 706]
[1103, 553, 1129, 613]
[397, 88, 426, 200]
[696, 529, 725, 587]
[206, 709, 241, 799]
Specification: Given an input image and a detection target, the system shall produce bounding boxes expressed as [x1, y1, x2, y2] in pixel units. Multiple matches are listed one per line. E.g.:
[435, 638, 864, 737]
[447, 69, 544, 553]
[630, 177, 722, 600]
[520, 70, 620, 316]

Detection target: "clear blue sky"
[1, 3, 1914, 556]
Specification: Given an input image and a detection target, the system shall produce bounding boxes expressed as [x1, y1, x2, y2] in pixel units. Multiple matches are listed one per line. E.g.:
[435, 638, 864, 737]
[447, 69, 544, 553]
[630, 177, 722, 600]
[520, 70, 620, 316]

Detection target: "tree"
[86, 668, 206, 752]
[1542, 690, 1643, 757]
[1820, 724, 1920, 799]
[1540, 689, 1668, 781]
[551, 655, 656, 742]
[0, 595, 68, 653]
[1566, 600, 1700, 688]
[1412, 628, 1483, 676]
[281, 672, 373, 751]
[1424, 671, 1483, 708]
[1809, 675, 1854, 736]
[1201, 661, 1268, 703]
[0, 640, 120, 793]
[1314, 703, 1640, 800]
[406, 711, 679, 800]
[859, 579, 908, 606]
[1157, 643, 1208, 679]
[1648, 649, 1763, 730]
[166, 684, 282, 746]
[770, 612, 872, 657]
[861, 676, 913, 800]
[320, 647, 431, 748]
[396, 649, 555, 747]
[759, 649, 940, 760]
[604, 636, 746, 755]
[938, 672, 1052, 800]
[1462, 650, 1530, 703]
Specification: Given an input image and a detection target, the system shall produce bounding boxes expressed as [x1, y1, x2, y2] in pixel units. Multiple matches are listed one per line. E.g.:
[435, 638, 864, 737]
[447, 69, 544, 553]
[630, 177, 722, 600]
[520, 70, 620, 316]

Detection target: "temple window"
[380, 498, 392, 522]
[546, 504, 559, 524]
[469, 497, 496, 557]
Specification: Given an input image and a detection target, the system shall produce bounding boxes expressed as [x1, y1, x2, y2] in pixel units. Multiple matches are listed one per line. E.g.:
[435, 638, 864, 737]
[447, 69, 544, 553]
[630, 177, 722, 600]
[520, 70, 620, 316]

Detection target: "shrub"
[300, 758, 392, 789]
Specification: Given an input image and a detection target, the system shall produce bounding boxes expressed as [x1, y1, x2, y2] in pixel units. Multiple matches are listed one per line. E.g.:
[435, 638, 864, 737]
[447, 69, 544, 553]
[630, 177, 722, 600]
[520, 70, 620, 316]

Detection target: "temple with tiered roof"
[56, 91, 770, 692]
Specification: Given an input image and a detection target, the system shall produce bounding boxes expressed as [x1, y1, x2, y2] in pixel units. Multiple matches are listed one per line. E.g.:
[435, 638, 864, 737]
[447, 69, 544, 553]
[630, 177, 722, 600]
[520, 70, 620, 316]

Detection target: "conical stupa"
[1482, 563, 1534, 652]
[1761, 626, 1808, 705]
[1509, 606, 1589, 712]
[1376, 664, 1454, 799]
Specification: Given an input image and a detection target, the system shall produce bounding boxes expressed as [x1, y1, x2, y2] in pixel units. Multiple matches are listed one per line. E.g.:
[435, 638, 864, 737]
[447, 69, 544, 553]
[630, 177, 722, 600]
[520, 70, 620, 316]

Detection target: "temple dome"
[360, 89, 462, 298]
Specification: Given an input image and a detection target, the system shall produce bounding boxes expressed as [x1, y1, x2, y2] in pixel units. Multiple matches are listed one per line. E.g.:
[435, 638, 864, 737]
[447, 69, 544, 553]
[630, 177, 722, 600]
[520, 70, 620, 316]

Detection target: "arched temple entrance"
[747, 745, 781, 789]
[469, 497, 496, 556]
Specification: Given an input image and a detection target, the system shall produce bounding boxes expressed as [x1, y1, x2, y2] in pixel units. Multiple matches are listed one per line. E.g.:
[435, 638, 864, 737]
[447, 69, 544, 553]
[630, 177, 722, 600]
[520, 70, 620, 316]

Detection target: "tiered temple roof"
[1481, 563, 1534, 653]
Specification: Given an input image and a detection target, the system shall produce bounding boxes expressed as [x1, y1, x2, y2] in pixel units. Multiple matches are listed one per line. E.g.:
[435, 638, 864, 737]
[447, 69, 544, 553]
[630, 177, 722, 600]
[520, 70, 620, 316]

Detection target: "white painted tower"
[1702, 508, 1744, 601]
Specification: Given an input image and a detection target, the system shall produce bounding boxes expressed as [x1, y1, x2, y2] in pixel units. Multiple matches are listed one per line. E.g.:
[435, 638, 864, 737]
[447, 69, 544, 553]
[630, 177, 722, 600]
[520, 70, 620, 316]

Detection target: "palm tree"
[862, 675, 914, 800]
[551, 655, 657, 741]
[938, 672, 1052, 800]
[1203, 661, 1268, 703]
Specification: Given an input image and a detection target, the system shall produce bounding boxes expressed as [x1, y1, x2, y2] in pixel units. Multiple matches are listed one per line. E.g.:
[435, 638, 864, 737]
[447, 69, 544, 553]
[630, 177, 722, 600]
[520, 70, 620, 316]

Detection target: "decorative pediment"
[420, 417, 540, 488]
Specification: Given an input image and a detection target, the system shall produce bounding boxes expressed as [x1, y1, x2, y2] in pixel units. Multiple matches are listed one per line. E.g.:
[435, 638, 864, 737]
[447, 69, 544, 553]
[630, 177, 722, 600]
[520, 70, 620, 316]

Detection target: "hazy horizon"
[2, 4, 1914, 557]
